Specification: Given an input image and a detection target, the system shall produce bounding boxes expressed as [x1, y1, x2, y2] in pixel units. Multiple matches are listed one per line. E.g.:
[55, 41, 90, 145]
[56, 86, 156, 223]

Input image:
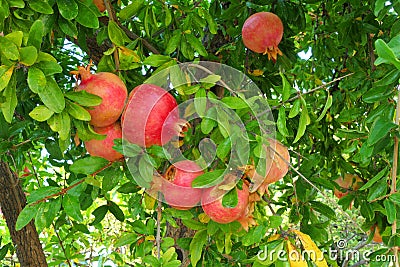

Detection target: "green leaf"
[222, 187, 238, 208]
[115, 233, 137, 247]
[119, 0, 144, 20]
[7, 0, 25, 8]
[28, 0, 54, 14]
[108, 201, 125, 222]
[165, 31, 181, 54]
[0, 36, 19, 60]
[101, 167, 123, 192]
[15, 204, 38, 231]
[29, 105, 54, 122]
[384, 199, 396, 224]
[221, 97, 248, 109]
[74, 0, 99, 28]
[279, 72, 291, 101]
[19, 46, 38, 66]
[138, 155, 154, 187]
[0, 243, 10, 260]
[35, 61, 63, 76]
[200, 74, 221, 85]
[70, 156, 109, 175]
[108, 20, 130, 46]
[316, 94, 332, 122]
[367, 118, 396, 146]
[45, 198, 61, 227]
[185, 33, 208, 57]
[66, 101, 91, 121]
[359, 167, 388, 190]
[216, 137, 231, 160]
[389, 192, 400, 205]
[58, 111, 71, 140]
[37, 76, 65, 113]
[277, 106, 289, 137]
[192, 169, 225, 188]
[142, 54, 172, 67]
[367, 179, 388, 202]
[58, 17, 78, 38]
[0, 76, 17, 123]
[309, 201, 336, 220]
[57, 0, 78, 20]
[375, 39, 400, 69]
[65, 91, 102, 106]
[269, 215, 283, 229]
[293, 107, 308, 143]
[27, 67, 46, 94]
[26, 186, 59, 203]
[63, 194, 83, 222]
[0, 65, 14, 92]
[90, 205, 108, 225]
[194, 87, 207, 117]
[5, 31, 23, 47]
[374, 0, 386, 16]
[190, 229, 207, 267]
[288, 99, 301, 118]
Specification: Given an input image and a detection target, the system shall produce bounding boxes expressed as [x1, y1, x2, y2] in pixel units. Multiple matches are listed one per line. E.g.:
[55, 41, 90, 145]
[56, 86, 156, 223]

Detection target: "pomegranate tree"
[84, 122, 124, 162]
[121, 84, 186, 147]
[333, 174, 363, 199]
[75, 66, 127, 127]
[162, 160, 204, 210]
[242, 12, 284, 61]
[201, 184, 249, 224]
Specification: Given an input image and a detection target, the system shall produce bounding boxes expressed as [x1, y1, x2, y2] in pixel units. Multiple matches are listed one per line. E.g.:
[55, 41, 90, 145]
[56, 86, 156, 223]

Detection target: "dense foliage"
[0, 0, 400, 266]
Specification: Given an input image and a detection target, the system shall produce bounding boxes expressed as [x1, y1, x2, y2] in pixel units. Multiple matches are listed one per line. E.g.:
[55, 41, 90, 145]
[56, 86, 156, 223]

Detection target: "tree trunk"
[0, 161, 48, 267]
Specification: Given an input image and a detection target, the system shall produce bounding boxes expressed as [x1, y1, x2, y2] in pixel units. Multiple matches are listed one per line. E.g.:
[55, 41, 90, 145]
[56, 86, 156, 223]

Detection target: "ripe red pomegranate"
[162, 160, 204, 210]
[121, 84, 186, 147]
[334, 174, 363, 199]
[75, 66, 127, 127]
[20, 166, 31, 177]
[201, 184, 249, 224]
[84, 122, 124, 162]
[370, 225, 383, 243]
[246, 139, 290, 195]
[242, 12, 284, 61]
[93, 0, 106, 12]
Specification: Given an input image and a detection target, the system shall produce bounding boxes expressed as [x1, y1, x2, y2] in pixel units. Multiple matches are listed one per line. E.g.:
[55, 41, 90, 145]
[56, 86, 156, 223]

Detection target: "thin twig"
[52, 222, 72, 267]
[391, 85, 400, 267]
[32, 160, 116, 205]
[156, 192, 162, 259]
[271, 72, 354, 110]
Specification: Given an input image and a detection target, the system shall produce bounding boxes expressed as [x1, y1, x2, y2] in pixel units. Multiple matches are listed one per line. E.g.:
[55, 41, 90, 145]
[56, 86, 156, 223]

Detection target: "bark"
[0, 161, 48, 267]
[166, 219, 196, 267]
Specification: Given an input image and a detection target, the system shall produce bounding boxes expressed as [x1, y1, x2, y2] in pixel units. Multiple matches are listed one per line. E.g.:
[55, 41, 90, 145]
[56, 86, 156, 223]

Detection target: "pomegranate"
[121, 84, 186, 147]
[370, 225, 383, 243]
[242, 12, 284, 61]
[201, 184, 249, 224]
[93, 0, 106, 12]
[162, 160, 204, 210]
[245, 139, 290, 195]
[20, 166, 31, 177]
[84, 122, 124, 162]
[75, 66, 127, 127]
[334, 174, 363, 199]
